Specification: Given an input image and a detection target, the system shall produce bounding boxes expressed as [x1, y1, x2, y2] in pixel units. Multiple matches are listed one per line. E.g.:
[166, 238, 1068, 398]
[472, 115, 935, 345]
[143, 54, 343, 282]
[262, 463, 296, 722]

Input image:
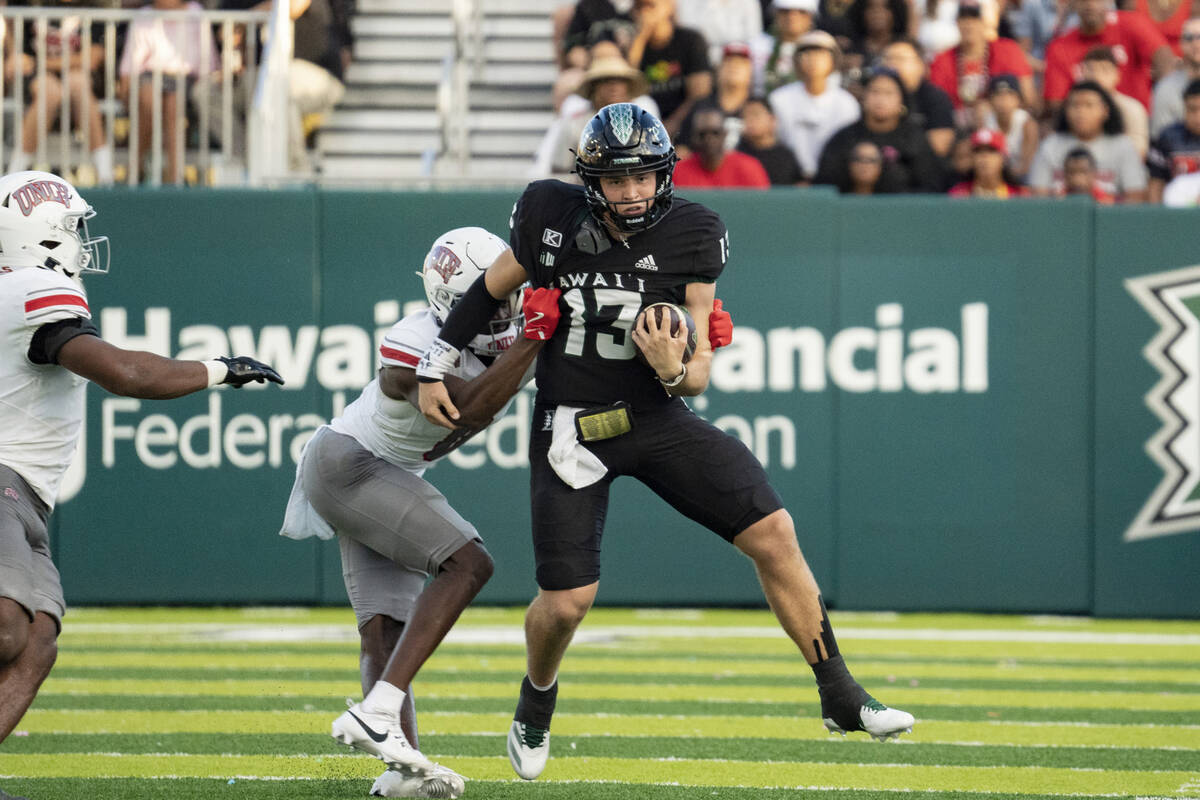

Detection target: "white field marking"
[0, 774, 1174, 797]
[58, 623, 1200, 647]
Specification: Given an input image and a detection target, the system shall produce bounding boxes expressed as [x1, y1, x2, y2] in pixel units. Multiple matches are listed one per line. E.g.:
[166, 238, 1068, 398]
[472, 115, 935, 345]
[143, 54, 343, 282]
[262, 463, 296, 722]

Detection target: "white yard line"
[61, 623, 1200, 647]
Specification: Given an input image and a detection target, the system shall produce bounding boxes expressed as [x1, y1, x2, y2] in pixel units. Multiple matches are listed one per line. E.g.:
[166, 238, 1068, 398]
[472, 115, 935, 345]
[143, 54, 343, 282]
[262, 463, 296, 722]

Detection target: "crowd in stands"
[537, 0, 1200, 205]
[1, 0, 352, 183]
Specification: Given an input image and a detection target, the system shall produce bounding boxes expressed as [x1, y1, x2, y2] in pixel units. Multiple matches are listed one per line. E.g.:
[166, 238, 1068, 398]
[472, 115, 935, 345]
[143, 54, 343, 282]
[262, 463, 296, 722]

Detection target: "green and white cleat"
[507, 720, 550, 780]
[823, 699, 915, 741]
[370, 764, 466, 798]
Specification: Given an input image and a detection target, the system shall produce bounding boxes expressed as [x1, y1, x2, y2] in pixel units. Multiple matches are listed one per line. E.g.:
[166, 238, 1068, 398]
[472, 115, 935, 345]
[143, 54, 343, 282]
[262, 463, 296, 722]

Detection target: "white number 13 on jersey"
[562, 288, 641, 360]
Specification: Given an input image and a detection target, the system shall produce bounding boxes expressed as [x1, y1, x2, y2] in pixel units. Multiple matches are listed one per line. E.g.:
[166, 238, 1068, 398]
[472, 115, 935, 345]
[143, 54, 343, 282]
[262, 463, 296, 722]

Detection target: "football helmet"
[574, 103, 677, 233]
[0, 170, 109, 279]
[421, 227, 523, 357]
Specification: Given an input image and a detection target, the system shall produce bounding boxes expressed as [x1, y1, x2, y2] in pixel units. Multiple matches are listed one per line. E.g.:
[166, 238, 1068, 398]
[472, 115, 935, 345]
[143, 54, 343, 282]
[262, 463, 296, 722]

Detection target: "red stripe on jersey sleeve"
[380, 345, 420, 366]
[25, 293, 90, 313]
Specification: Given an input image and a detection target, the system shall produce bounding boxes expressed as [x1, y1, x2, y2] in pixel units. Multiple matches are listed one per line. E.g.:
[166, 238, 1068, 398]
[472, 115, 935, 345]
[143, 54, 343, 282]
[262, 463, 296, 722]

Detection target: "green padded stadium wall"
[46, 187, 1200, 617]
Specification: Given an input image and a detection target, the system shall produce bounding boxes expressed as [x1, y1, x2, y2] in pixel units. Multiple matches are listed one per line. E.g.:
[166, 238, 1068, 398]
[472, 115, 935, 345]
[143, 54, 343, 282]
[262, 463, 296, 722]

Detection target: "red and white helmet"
[421, 226, 523, 357]
[0, 170, 109, 279]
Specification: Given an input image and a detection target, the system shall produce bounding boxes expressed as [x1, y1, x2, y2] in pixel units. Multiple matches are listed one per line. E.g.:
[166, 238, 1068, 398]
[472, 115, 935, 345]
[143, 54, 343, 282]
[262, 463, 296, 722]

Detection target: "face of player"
[1065, 88, 1108, 140]
[600, 172, 657, 218]
[1064, 157, 1096, 193]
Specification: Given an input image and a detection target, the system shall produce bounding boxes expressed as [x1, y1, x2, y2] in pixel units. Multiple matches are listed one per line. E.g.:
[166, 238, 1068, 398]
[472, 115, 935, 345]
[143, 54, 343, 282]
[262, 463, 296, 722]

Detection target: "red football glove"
[708, 298, 733, 349]
[522, 287, 562, 341]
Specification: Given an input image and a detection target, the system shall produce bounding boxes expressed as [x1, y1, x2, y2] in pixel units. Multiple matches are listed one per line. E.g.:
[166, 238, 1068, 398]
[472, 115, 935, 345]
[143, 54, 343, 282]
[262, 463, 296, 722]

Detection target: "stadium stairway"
[318, 0, 558, 184]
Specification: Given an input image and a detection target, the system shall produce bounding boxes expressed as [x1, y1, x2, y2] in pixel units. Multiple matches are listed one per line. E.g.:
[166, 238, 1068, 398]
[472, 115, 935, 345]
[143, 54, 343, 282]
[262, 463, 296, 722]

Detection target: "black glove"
[218, 356, 284, 388]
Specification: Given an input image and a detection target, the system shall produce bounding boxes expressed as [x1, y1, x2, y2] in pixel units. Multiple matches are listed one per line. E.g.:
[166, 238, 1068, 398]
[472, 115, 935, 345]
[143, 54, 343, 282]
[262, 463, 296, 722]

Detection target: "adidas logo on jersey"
[634, 255, 658, 271]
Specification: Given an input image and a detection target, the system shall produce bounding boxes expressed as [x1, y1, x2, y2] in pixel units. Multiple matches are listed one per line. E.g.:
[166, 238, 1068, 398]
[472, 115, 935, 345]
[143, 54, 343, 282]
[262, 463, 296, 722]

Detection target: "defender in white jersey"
[0, 171, 283, 799]
[280, 227, 561, 799]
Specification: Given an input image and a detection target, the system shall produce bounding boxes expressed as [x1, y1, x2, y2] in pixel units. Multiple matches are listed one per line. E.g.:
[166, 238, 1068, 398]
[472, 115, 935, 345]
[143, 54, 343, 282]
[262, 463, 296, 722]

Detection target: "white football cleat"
[823, 699, 915, 741]
[332, 702, 437, 774]
[371, 765, 466, 798]
[507, 720, 550, 780]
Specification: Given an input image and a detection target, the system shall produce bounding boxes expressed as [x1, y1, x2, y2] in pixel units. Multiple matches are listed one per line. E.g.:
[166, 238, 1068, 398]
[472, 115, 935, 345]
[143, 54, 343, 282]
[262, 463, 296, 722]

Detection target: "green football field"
[1, 607, 1199, 799]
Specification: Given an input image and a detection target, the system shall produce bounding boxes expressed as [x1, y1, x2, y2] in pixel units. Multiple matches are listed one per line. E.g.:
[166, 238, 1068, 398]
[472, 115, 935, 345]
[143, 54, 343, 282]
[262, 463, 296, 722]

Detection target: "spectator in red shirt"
[947, 128, 1031, 196]
[673, 106, 773, 187]
[928, 0, 1035, 123]
[1042, 0, 1176, 113]
[1130, 0, 1192, 56]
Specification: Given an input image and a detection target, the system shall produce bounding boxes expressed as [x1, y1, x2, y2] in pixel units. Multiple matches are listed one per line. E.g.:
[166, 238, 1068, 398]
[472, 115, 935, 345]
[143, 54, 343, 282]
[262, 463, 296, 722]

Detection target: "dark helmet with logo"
[574, 103, 677, 233]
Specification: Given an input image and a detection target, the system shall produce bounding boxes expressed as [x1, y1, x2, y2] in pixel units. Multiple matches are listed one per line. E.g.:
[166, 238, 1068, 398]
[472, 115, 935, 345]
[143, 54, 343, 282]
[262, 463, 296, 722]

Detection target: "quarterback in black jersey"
[416, 103, 915, 781]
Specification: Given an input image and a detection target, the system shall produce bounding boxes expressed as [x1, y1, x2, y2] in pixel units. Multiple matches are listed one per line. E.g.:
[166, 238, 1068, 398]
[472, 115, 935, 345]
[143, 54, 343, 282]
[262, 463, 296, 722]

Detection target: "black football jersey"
[510, 180, 728, 410]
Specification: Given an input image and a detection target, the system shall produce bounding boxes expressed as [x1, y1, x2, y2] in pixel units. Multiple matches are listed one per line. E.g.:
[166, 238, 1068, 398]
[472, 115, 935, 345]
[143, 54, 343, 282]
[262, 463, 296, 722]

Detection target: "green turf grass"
[3, 608, 1199, 800]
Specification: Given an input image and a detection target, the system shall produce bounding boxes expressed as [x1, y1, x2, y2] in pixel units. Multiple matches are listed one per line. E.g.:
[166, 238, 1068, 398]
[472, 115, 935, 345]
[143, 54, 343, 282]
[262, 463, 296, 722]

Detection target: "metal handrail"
[1, 7, 269, 185]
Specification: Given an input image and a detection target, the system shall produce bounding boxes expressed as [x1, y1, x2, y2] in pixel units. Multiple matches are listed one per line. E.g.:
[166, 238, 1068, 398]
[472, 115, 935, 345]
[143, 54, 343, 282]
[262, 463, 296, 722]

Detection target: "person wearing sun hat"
[947, 128, 1031, 196]
[533, 44, 661, 179]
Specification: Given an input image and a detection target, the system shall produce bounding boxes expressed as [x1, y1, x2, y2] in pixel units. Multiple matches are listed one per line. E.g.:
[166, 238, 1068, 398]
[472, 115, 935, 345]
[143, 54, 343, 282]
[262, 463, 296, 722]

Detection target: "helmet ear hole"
[40, 240, 61, 250]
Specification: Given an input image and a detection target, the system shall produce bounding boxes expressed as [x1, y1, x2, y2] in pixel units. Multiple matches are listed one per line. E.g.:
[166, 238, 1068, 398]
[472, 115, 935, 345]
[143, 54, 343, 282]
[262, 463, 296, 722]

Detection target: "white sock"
[9, 150, 31, 173]
[529, 675, 557, 692]
[92, 145, 114, 184]
[361, 680, 406, 714]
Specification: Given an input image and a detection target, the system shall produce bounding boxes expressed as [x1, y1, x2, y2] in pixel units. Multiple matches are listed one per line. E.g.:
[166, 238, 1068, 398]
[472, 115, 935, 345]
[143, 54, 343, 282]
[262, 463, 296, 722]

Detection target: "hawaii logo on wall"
[1126, 264, 1200, 541]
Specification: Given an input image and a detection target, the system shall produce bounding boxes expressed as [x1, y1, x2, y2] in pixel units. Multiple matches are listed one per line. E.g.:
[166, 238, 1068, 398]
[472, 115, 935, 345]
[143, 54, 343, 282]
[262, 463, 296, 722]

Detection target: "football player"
[0, 171, 282, 799]
[280, 227, 562, 798]
[415, 104, 916, 782]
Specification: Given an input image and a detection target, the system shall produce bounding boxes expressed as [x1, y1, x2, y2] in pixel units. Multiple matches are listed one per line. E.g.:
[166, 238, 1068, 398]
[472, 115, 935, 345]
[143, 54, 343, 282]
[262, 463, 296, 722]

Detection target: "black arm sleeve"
[28, 317, 101, 365]
[437, 274, 503, 350]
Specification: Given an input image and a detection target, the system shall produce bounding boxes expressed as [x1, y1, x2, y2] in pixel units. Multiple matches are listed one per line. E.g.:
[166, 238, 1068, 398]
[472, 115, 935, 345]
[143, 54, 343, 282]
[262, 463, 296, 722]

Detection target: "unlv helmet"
[575, 103, 677, 233]
[421, 227, 523, 357]
[0, 170, 109, 279]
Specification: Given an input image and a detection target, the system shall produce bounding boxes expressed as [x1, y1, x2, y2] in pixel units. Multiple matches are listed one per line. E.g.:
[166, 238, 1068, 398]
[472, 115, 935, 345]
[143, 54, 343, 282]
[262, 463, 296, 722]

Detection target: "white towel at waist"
[546, 405, 609, 489]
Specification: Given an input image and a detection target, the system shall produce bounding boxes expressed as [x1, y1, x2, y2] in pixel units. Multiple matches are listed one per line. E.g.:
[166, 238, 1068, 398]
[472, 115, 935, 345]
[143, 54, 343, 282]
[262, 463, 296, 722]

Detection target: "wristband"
[658, 363, 687, 388]
[415, 338, 461, 382]
[203, 359, 228, 388]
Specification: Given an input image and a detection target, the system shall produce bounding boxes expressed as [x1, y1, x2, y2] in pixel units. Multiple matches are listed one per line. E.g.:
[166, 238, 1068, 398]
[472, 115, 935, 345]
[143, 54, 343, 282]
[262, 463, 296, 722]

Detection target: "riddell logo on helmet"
[427, 245, 460, 283]
[12, 180, 72, 217]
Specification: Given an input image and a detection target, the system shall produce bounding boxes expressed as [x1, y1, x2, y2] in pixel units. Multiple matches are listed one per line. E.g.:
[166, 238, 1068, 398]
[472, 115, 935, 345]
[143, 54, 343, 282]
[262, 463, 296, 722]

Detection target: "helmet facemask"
[581, 164, 676, 234]
[0, 171, 110, 279]
[420, 227, 524, 359]
[61, 206, 110, 277]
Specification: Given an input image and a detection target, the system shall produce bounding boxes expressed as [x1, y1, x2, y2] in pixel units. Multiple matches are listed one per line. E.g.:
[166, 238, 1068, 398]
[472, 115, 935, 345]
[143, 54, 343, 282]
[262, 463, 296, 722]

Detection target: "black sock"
[812, 655, 871, 731]
[514, 675, 558, 729]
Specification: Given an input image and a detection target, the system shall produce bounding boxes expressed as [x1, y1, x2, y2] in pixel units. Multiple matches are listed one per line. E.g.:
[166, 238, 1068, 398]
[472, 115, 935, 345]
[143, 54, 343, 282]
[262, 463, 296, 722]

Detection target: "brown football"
[634, 302, 698, 365]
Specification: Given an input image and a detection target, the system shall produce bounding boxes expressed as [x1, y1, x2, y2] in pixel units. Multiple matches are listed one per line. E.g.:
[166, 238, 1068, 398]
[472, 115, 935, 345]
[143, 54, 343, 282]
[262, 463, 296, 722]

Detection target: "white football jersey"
[0, 265, 91, 508]
[330, 309, 493, 474]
